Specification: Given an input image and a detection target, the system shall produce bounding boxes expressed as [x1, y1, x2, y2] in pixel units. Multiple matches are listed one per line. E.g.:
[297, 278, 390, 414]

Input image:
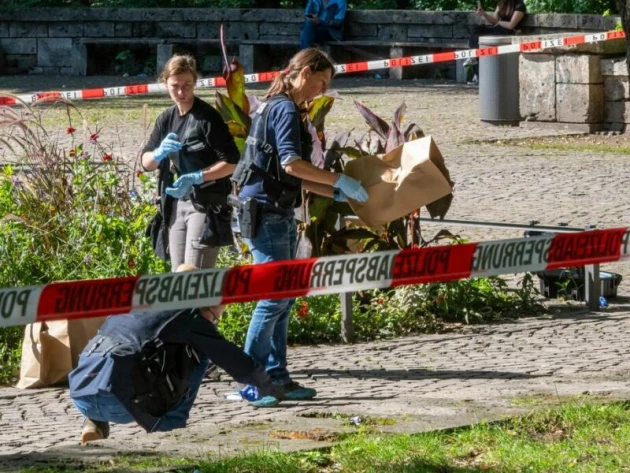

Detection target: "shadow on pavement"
[295, 368, 541, 381]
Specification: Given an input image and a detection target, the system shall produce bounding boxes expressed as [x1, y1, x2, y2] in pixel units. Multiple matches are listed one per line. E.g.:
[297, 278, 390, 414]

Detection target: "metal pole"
[344, 216, 594, 233]
[337, 215, 355, 343]
[584, 264, 601, 311]
[340, 292, 355, 343]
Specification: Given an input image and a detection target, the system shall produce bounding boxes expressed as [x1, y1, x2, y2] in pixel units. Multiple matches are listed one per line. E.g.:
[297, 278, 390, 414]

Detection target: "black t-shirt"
[143, 96, 240, 176]
[499, 1, 526, 22]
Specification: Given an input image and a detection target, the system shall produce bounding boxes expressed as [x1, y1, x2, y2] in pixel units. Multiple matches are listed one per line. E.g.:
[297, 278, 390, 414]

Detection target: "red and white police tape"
[0, 30, 625, 107]
[1, 227, 629, 328]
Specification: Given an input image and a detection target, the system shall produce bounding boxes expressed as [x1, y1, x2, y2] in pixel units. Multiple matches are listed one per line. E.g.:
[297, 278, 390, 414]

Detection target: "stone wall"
[518, 34, 627, 132]
[602, 57, 630, 130]
[0, 8, 621, 75]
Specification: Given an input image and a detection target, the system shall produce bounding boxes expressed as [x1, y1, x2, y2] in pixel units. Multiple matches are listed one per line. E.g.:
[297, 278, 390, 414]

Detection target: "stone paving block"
[0, 38, 36, 55]
[84, 22, 115, 38]
[605, 101, 630, 123]
[407, 24, 454, 39]
[520, 56, 556, 122]
[601, 57, 628, 77]
[604, 76, 629, 102]
[556, 82, 604, 123]
[377, 25, 408, 42]
[156, 22, 196, 39]
[115, 22, 132, 37]
[37, 38, 73, 67]
[259, 22, 299, 38]
[556, 54, 602, 84]
[10, 22, 48, 38]
[49, 23, 83, 37]
[197, 23, 223, 40]
[345, 23, 377, 39]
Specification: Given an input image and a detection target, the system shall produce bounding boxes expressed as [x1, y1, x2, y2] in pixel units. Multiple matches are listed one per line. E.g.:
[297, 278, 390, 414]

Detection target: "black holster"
[227, 194, 260, 239]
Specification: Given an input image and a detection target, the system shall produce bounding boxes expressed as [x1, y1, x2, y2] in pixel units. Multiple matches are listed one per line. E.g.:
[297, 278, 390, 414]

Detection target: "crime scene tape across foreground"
[0, 30, 625, 107]
[0, 228, 629, 328]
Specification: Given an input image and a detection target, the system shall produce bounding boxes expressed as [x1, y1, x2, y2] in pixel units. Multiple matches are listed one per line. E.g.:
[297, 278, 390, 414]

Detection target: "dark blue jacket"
[69, 309, 274, 432]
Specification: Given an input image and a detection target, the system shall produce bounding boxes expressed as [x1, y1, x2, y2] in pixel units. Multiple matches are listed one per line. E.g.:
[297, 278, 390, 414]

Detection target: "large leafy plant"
[306, 99, 455, 256]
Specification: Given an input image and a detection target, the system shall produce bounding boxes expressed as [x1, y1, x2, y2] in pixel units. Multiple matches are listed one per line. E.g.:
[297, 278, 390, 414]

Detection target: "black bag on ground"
[199, 205, 234, 247]
[145, 160, 175, 261]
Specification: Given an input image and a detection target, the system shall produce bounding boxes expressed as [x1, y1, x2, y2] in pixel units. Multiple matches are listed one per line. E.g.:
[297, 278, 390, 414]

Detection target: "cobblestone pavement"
[1, 77, 630, 469]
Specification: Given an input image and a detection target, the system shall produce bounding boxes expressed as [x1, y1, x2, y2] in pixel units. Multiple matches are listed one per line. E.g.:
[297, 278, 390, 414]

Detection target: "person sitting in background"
[463, 0, 526, 83]
[69, 265, 283, 445]
[299, 0, 348, 50]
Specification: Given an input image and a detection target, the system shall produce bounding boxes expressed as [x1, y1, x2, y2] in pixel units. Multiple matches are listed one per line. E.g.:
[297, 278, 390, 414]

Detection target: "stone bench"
[238, 39, 469, 82]
[73, 38, 228, 76]
[73, 36, 470, 81]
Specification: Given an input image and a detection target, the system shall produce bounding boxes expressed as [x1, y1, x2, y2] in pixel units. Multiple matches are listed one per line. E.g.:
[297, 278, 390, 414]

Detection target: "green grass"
[17, 400, 630, 473]
[492, 138, 630, 155]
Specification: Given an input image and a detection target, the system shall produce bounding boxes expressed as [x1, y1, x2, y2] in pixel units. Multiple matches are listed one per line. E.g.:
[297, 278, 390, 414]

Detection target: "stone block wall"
[602, 57, 630, 130]
[518, 34, 626, 132]
[0, 8, 622, 75]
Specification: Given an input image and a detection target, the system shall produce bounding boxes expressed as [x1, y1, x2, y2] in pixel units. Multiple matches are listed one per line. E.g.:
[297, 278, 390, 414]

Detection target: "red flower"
[296, 301, 309, 319]
[127, 260, 136, 268]
[102, 154, 112, 162]
[67, 126, 76, 134]
[136, 170, 143, 178]
[89, 133, 99, 143]
[377, 298, 385, 305]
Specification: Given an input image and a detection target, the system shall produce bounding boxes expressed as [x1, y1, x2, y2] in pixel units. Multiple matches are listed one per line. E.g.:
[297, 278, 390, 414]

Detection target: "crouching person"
[69, 302, 283, 444]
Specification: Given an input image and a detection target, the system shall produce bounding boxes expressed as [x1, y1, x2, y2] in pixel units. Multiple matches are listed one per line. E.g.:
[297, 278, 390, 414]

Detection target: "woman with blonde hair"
[232, 48, 368, 401]
[141, 54, 239, 270]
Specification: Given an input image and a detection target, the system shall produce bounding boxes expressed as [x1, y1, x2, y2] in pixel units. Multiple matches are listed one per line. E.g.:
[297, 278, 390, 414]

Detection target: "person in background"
[141, 54, 239, 271]
[231, 48, 368, 402]
[300, 0, 348, 50]
[463, 0, 526, 83]
[69, 265, 284, 445]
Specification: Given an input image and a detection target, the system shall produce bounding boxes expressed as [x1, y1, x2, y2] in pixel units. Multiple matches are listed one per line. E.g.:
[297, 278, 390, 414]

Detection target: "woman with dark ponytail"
[233, 48, 368, 402]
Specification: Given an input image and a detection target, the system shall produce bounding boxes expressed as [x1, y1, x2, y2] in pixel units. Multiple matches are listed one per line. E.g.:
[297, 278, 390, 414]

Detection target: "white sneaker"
[467, 74, 479, 86]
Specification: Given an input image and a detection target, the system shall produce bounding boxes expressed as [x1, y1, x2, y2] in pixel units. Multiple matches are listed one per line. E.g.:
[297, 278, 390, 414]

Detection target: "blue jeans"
[300, 20, 337, 49]
[73, 360, 208, 432]
[244, 212, 297, 386]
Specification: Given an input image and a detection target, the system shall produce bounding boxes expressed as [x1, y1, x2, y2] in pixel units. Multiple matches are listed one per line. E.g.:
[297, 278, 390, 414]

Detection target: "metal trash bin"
[479, 35, 520, 125]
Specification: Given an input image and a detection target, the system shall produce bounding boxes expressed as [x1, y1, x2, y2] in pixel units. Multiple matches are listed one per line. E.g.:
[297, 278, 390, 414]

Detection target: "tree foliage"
[0, 0, 617, 12]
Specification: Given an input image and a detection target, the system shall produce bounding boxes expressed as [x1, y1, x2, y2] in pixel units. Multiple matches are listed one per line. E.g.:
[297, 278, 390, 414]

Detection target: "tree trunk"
[619, 1, 630, 77]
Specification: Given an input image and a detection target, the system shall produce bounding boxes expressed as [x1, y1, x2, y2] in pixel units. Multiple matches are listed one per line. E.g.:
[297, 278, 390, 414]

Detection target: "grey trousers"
[168, 199, 219, 270]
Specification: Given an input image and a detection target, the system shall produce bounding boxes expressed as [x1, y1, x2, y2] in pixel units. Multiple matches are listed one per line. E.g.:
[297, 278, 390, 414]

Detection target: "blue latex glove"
[165, 170, 204, 199]
[153, 132, 182, 162]
[333, 174, 369, 203]
[333, 188, 349, 202]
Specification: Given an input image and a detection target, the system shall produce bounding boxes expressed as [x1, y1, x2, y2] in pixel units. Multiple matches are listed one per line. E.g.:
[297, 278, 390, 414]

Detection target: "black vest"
[232, 94, 313, 208]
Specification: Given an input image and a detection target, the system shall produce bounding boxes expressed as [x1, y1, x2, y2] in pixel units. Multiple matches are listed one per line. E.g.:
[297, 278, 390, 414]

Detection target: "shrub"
[0, 98, 166, 384]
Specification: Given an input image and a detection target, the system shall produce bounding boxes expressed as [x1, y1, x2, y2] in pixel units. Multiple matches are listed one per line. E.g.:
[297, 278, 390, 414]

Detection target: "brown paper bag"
[344, 136, 453, 227]
[17, 317, 105, 389]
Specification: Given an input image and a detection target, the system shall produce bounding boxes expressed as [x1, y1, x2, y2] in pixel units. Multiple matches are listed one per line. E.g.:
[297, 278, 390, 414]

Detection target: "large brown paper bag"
[344, 136, 453, 227]
[17, 317, 105, 389]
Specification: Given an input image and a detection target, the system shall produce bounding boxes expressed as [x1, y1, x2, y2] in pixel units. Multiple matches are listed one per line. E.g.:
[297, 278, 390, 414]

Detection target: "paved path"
[1, 77, 630, 470]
